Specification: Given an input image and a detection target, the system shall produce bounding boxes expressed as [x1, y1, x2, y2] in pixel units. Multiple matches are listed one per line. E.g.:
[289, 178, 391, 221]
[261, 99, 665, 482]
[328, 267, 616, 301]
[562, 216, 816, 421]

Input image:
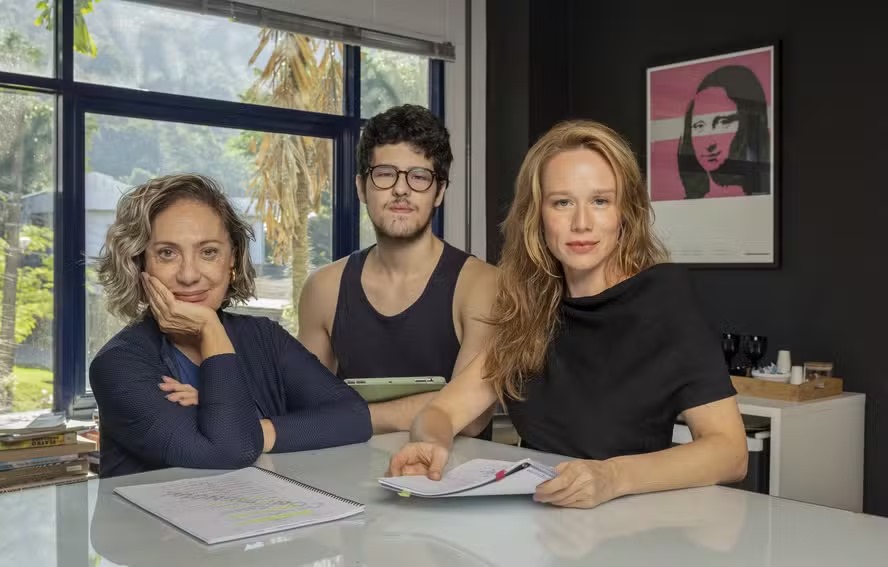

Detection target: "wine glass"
[743, 335, 768, 372]
[720, 333, 740, 371]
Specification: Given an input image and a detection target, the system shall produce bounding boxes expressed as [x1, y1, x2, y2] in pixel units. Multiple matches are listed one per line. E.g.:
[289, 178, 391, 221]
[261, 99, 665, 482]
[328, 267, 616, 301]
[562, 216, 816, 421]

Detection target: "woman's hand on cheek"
[142, 273, 216, 336]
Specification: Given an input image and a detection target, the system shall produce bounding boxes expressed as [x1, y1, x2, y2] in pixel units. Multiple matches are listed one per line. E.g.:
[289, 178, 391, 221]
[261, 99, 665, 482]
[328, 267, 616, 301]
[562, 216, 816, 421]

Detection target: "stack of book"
[81, 409, 101, 473]
[0, 412, 97, 492]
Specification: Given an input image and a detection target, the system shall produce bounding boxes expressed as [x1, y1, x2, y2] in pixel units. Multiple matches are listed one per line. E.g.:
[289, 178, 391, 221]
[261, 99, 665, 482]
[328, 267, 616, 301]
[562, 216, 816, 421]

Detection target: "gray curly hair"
[95, 173, 257, 322]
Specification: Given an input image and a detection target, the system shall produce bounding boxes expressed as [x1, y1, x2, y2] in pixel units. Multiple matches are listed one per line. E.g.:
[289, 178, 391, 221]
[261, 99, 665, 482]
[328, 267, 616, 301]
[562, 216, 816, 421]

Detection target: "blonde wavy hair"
[485, 120, 669, 402]
[95, 174, 257, 322]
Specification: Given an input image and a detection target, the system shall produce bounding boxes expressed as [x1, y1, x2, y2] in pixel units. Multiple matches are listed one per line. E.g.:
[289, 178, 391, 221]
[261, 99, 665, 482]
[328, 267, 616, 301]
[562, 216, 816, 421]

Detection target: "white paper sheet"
[115, 467, 364, 544]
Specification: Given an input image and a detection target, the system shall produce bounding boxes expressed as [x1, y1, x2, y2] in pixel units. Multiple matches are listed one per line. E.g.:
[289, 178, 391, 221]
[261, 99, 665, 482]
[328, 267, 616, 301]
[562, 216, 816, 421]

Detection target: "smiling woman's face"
[690, 87, 739, 173]
[540, 148, 621, 297]
[144, 198, 234, 311]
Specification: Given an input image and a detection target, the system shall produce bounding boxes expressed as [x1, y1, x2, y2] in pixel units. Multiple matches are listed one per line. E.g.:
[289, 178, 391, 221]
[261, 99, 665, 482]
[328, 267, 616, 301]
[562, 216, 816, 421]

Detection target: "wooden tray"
[730, 375, 843, 402]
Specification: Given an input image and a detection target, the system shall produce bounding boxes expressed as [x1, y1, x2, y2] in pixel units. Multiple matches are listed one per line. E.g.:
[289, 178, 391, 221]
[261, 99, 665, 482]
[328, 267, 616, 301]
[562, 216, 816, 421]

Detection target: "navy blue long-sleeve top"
[89, 310, 372, 478]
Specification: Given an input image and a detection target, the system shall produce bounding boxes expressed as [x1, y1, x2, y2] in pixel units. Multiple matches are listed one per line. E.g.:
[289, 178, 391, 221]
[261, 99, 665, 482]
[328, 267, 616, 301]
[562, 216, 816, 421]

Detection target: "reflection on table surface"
[1, 433, 887, 567]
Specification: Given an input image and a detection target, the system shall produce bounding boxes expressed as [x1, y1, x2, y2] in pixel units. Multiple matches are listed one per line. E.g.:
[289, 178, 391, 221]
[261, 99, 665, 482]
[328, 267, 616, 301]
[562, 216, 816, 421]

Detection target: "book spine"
[0, 472, 93, 493]
[0, 458, 89, 487]
[0, 454, 77, 471]
[0, 431, 76, 451]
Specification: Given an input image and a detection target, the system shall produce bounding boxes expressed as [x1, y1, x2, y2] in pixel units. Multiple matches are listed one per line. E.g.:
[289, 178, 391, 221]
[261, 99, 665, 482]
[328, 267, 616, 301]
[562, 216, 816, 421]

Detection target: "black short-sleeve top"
[505, 263, 736, 459]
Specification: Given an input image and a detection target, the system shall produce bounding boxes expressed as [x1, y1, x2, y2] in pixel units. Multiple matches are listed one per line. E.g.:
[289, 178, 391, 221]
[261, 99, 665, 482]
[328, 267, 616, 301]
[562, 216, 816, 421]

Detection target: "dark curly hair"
[356, 104, 453, 189]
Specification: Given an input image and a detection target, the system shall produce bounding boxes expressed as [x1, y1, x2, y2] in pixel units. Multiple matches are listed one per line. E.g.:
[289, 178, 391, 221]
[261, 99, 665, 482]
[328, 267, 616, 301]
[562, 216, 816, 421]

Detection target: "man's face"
[357, 143, 445, 241]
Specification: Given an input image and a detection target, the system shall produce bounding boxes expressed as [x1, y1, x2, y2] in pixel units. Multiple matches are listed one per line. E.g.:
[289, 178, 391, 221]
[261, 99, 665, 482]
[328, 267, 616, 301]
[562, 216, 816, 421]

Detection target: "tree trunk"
[0, 199, 23, 377]
[287, 173, 312, 334]
[0, 113, 26, 409]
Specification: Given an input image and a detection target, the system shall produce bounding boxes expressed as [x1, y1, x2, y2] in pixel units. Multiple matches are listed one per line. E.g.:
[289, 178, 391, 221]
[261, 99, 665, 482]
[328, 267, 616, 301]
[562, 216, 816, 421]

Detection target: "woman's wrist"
[260, 419, 277, 452]
[411, 412, 454, 449]
[604, 456, 630, 498]
[199, 319, 234, 359]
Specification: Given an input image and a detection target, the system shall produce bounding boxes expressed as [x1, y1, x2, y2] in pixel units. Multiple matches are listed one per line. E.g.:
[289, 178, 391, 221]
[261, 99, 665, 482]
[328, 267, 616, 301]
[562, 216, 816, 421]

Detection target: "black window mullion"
[430, 59, 445, 238]
[334, 45, 361, 259]
[55, 0, 85, 414]
[59, 0, 73, 83]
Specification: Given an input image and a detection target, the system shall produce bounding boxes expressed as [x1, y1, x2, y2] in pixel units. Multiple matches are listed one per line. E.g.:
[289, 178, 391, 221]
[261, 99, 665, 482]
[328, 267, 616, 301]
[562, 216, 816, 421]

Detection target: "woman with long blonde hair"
[388, 121, 747, 508]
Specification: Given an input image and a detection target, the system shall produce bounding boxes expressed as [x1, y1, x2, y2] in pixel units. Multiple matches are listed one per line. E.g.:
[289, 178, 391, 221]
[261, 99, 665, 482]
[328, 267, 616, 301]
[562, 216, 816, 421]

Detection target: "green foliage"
[8, 365, 53, 412]
[0, 92, 54, 197]
[361, 48, 428, 118]
[0, 225, 54, 344]
[0, 30, 42, 68]
[35, 0, 101, 57]
[86, 116, 252, 195]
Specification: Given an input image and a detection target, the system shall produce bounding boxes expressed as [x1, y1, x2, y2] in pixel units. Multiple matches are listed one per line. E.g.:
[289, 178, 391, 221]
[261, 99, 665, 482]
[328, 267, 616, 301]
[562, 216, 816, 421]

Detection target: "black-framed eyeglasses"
[366, 165, 443, 192]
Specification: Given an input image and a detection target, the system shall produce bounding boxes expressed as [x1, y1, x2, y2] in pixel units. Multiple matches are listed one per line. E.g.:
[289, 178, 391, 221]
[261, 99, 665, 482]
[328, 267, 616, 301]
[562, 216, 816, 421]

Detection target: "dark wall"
[485, 0, 529, 256]
[487, 0, 888, 516]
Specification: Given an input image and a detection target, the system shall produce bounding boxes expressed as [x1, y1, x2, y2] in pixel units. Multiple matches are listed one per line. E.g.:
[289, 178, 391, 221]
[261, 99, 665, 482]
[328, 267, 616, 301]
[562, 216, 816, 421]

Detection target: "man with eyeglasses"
[297, 104, 497, 439]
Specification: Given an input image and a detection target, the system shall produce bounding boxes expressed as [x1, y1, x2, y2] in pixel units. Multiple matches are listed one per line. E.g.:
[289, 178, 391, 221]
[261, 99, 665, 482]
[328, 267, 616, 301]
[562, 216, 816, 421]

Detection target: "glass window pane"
[0, 0, 55, 77]
[0, 89, 56, 415]
[85, 114, 334, 371]
[360, 207, 377, 249]
[360, 47, 429, 118]
[75, 0, 343, 114]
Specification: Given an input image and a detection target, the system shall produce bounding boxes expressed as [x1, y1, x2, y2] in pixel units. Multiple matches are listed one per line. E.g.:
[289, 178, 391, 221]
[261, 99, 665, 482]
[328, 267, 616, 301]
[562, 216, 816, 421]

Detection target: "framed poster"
[646, 44, 779, 266]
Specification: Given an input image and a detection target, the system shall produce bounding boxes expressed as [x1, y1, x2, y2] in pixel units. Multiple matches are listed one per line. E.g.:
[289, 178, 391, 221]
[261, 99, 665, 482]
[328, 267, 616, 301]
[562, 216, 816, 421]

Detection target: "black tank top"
[331, 241, 492, 439]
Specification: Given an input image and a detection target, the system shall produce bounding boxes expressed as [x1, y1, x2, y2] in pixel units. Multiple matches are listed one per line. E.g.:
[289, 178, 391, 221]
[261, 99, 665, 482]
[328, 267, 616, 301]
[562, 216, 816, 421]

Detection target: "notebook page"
[379, 458, 513, 496]
[451, 465, 554, 497]
[114, 467, 363, 544]
[379, 458, 554, 497]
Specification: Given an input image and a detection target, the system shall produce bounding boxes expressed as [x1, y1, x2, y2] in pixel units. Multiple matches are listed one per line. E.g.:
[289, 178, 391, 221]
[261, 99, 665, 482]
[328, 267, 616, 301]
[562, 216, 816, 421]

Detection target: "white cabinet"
[674, 392, 866, 512]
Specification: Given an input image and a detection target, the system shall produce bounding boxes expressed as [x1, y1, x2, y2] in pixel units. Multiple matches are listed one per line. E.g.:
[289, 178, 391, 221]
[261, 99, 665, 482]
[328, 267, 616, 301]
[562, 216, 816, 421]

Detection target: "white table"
[1, 432, 886, 566]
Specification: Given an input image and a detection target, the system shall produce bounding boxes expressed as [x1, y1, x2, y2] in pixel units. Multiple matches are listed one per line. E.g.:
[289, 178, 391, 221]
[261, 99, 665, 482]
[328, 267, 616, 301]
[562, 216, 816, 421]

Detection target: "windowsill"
[70, 394, 97, 420]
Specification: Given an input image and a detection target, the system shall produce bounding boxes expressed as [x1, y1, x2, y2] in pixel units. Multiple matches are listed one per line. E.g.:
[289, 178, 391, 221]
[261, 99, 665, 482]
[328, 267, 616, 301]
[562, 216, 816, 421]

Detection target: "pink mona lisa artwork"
[648, 48, 773, 201]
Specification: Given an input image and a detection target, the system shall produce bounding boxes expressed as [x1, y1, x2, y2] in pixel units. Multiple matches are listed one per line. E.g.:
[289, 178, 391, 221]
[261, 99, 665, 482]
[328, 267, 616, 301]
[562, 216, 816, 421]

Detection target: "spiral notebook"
[113, 466, 364, 544]
[378, 458, 557, 497]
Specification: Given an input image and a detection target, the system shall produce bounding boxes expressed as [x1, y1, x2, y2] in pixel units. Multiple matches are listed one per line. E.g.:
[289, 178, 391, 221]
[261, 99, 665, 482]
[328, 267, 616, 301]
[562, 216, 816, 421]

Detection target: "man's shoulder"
[438, 239, 496, 275]
[300, 256, 351, 332]
[303, 257, 349, 301]
[459, 255, 498, 288]
[454, 256, 498, 313]
[311, 255, 350, 283]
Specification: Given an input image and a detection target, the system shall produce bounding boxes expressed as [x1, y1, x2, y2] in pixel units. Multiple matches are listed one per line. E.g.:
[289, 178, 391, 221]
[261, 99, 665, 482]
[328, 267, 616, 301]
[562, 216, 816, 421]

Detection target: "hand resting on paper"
[533, 459, 619, 509]
[386, 442, 451, 480]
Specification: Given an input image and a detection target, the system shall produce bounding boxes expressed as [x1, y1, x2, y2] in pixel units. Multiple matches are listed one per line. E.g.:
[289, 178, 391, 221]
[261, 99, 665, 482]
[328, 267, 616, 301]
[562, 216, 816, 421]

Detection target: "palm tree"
[243, 31, 341, 332]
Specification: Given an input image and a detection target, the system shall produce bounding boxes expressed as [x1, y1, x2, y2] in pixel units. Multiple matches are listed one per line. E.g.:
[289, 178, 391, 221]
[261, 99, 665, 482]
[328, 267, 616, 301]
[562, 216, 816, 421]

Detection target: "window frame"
[0, 0, 445, 416]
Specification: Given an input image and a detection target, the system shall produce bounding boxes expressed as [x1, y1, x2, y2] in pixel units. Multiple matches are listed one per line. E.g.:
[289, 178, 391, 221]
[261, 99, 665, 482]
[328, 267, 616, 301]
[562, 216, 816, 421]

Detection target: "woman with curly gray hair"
[90, 173, 371, 478]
